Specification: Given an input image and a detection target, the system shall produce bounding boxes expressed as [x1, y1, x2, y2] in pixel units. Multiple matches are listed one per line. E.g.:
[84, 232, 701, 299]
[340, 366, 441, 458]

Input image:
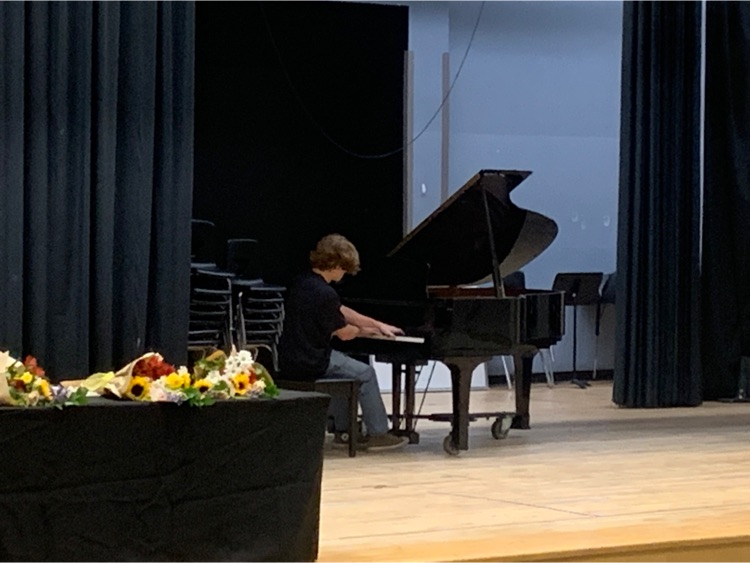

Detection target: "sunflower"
[194, 379, 212, 394]
[36, 378, 52, 400]
[231, 373, 251, 396]
[126, 376, 151, 400]
[17, 372, 33, 385]
[164, 372, 190, 390]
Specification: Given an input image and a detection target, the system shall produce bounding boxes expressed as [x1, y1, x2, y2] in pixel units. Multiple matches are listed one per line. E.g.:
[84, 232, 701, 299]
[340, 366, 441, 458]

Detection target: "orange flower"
[23, 356, 45, 377]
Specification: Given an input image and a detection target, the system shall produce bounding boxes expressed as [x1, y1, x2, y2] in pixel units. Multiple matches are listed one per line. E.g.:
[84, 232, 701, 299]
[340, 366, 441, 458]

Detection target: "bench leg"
[348, 382, 359, 458]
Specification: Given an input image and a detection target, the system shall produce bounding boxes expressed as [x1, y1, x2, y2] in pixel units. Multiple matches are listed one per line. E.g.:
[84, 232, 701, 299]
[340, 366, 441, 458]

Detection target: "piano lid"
[388, 169, 558, 287]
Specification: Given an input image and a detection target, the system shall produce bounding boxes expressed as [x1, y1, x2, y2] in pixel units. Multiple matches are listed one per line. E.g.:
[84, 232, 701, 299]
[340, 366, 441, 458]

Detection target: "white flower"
[249, 379, 266, 397]
[206, 370, 225, 384]
[224, 349, 256, 377]
[236, 349, 255, 363]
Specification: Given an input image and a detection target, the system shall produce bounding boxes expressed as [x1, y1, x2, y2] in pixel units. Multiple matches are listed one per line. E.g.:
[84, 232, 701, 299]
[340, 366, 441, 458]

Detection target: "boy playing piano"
[278, 234, 408, 451]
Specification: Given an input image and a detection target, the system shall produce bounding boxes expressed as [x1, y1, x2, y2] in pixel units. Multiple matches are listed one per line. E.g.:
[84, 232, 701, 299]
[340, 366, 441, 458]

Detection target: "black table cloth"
[0, 390, 330, 562]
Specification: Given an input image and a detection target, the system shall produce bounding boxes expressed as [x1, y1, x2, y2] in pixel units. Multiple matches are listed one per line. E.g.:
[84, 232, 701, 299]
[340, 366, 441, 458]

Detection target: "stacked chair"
[226, 238, 263, 280]
[190, 219, 220, 271]
[188, 270, 235, 358]
[235, 284, 286, 372]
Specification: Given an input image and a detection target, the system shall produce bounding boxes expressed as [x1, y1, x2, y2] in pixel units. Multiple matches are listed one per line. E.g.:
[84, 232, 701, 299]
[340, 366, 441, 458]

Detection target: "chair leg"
[501, 355, 512, 390]
[541, 348, 555, 387]
[592, 334, 599, 379]
[348, 381, 360, 458]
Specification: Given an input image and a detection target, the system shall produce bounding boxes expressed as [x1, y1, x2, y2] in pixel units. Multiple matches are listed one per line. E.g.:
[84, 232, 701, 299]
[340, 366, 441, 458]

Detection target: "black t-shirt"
[278, 271, 346, 380]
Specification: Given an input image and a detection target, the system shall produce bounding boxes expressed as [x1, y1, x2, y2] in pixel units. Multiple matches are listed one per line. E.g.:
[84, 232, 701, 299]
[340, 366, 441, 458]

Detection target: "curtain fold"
[147, 2, 195, 368]
[24, 2, 94, 377]
[0, 1, 194, 380]
[0, 2, 26, 357]
[701, 3, 750, 400]
[614, 1, 702, 407]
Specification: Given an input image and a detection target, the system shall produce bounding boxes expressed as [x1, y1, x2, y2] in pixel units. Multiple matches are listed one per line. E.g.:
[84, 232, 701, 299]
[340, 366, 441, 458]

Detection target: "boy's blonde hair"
[310, 234, 361, 274]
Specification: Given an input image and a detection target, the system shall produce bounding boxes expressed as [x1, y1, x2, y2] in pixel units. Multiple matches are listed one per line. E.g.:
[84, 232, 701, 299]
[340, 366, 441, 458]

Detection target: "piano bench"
[275, 378, 361, 458]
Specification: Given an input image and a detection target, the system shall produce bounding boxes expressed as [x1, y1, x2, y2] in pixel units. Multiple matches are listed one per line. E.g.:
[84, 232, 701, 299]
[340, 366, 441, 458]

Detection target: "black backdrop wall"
[194, 1, 408, 287]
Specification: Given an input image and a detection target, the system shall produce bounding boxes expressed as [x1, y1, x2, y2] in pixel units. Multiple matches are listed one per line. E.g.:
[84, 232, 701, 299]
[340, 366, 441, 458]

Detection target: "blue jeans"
[322, 350, 389, 436]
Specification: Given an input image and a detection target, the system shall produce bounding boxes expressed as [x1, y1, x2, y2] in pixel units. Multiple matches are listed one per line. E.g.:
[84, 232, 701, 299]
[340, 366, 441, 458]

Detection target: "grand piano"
[336, 169, 565, 455]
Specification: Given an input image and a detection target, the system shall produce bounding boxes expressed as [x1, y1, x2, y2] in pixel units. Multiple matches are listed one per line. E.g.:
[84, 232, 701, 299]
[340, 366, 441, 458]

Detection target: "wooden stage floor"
[316, 381, 750, 562]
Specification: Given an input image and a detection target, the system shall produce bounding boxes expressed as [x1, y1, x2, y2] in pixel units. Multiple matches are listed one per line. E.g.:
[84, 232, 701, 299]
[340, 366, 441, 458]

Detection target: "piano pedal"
[393, 429, 420, 444]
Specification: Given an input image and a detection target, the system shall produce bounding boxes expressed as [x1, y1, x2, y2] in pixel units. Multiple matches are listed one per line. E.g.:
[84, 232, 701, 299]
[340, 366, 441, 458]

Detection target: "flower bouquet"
[81, 348, 278, 407]
[0, 351, 88, 408]
[191, 347, 279, 404]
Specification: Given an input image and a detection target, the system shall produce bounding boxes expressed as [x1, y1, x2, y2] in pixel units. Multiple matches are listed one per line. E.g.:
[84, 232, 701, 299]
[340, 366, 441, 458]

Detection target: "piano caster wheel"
[443, 435, 460, 456]
[491, 418, 511, 440]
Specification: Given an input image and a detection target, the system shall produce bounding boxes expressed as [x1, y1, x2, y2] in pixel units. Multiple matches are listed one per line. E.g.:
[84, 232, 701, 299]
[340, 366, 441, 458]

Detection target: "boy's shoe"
[362, 433, 408, 451]
[332, 432, 368, 450]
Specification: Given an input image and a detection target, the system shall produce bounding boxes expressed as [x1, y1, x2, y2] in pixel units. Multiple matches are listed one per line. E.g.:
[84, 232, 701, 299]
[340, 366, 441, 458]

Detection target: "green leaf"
[65, 387, 89, 406]
[264, 382, 279, 398]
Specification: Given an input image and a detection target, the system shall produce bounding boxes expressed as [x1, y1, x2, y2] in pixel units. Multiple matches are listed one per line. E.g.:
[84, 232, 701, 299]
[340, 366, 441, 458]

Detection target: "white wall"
[442, 2, 622, 292]
[363, 1, 623, 389]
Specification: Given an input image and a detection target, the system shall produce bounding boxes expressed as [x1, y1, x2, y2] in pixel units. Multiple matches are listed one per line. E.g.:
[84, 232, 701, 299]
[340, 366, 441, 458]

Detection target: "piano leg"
[445, 357, 486, 452]
[403, 363, 419, 443]
[512, 351, 536, 429]
[390, 363, 402, 432]
[389, 362, 420, 443]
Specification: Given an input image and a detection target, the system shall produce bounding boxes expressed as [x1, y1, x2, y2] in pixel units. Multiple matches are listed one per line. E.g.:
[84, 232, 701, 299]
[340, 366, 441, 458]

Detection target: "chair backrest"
[189, 270, 234, 352]
[236, 284, 286, 370]
[191, 219, 220, 267]
[226, 238, 263, 280]
[502, 270, 526, 290]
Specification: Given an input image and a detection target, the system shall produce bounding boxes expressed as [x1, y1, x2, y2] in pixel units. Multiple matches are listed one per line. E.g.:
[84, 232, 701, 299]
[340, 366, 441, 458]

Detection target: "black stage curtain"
[0, 2, 194, 379]
[613, 2, 702, 407]
[701, 3, 750, 400]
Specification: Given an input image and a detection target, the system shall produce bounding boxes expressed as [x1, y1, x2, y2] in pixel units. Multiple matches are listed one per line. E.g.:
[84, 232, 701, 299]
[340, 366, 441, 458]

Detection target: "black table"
[0, 390, 330, 562]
